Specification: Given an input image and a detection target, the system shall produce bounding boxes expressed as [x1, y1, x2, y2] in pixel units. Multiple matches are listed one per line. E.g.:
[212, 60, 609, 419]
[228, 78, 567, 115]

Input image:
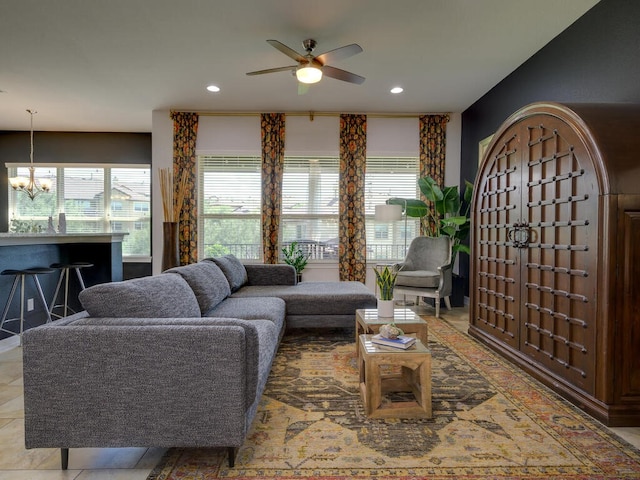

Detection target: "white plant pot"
[377, 299, 395, 318]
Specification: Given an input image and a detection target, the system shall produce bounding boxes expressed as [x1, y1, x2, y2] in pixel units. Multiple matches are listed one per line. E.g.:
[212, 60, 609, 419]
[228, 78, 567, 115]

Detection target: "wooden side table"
[358, 334, 432, 419]
[355, 309, 428, 360]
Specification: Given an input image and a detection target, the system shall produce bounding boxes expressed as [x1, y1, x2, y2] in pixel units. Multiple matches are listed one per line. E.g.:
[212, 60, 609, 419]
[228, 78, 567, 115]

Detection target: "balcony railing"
[201, 241, 406, 262]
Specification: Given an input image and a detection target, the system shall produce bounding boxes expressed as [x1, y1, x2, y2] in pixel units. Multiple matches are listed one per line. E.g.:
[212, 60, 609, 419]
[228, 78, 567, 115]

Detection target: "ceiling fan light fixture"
[296, 65, 322, 84]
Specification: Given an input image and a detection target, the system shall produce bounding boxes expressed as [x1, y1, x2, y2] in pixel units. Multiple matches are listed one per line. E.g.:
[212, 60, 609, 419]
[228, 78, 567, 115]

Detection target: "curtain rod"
[177, 111, 449, 119]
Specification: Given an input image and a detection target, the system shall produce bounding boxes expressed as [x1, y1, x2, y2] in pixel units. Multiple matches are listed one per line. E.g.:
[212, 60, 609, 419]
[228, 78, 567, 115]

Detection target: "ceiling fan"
[246, 39, 365, 88]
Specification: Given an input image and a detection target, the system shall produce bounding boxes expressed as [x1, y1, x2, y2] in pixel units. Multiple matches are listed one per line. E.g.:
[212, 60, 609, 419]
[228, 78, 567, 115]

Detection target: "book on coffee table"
[371, 334, 416, 349]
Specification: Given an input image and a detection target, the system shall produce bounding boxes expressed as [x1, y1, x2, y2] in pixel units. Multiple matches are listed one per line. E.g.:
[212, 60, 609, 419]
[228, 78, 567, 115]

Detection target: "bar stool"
[0, 267, 55, 343]
[49, 262, 93, 319]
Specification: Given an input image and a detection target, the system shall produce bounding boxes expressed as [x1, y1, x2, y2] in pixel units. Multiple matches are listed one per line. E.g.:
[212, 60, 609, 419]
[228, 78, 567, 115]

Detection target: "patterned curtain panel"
[338, 114, 367, 282]
[170, 111, 199, 265]
[261, 113, 286, 264]
[419, 114, 450, 236]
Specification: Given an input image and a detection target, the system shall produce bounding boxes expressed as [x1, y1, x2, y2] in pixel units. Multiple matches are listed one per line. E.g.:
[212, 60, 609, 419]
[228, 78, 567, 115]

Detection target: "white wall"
[151, 111, 463, 287]
[151, 110, 173, 275]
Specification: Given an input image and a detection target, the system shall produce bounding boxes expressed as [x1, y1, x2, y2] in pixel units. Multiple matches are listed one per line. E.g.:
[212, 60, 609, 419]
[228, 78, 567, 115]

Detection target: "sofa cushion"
[206, 255, 248, 292]
[244, 264, 296, 286]
[206, 297, 286, 332]
[79, 273, 201, 318]
[165, 262, 231, 314]
[243, 318, 281, 426]
[231, 281, 377, 316]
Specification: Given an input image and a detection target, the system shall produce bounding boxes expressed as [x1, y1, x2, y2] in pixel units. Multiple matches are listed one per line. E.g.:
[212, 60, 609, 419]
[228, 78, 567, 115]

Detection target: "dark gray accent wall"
[0, 131, 151, 230]
[459, 0, 640, 288]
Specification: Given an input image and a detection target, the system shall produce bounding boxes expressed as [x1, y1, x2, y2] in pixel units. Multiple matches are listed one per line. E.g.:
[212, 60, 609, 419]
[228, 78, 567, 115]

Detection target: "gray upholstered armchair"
[393, 236, 453, 318]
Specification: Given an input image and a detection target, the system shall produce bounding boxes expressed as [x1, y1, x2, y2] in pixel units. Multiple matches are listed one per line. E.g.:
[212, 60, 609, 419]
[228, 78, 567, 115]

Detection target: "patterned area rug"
[147, 317, 640, 479]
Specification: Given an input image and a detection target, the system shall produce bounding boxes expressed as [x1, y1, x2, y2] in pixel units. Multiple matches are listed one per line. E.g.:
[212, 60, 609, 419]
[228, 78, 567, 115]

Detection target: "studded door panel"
[520, 119, 597, 393]
[472, 126, 522, 349]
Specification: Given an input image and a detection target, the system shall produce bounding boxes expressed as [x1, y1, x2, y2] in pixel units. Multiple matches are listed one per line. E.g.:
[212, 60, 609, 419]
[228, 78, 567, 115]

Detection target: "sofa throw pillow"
[207, 254, 248, 292]
[79, 273, 201, 318]
[164, 261, 231, 314]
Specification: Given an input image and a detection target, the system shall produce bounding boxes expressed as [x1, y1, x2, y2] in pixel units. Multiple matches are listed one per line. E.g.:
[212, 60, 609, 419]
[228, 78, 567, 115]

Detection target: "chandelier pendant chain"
[28, 109, 35, 167]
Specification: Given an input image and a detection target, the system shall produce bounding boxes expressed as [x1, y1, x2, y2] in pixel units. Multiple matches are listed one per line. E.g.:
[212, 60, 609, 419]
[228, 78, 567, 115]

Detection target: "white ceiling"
[0, 0, 599, 132]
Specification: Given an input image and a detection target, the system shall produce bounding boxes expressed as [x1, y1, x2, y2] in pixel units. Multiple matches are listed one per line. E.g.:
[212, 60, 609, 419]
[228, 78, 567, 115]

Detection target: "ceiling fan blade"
[246, 65, 297, 76]
[266, 39, 306, 63]
[315, 43, 363, 66]
[322, 65, 365, 85]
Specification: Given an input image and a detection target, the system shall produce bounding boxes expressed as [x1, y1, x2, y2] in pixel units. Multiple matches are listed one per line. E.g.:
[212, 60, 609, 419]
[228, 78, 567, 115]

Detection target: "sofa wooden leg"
[61, 448, 69, 469]
[227, 447, 236, 467]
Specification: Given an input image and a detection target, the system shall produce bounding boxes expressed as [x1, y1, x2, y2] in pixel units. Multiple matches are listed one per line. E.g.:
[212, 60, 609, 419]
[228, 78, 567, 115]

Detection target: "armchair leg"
[61, 448, 69, 469]
[435, 295, 440, 318]
[444, 296, 452, 311]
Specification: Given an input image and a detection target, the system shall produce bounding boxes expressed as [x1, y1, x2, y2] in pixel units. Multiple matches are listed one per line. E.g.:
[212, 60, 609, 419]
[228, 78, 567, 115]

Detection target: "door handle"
[508, 221, 530, 248]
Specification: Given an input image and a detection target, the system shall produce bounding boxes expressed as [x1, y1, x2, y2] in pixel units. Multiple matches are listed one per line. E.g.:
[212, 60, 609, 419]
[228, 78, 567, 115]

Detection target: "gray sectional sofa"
[22, 255, 376, 469]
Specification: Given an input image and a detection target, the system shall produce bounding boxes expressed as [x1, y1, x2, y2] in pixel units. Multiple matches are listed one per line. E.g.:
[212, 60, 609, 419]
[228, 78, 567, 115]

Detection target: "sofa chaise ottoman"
[207, 258, 377, 328]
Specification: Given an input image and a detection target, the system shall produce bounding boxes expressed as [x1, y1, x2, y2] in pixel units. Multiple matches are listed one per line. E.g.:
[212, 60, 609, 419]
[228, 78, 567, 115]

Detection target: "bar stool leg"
[0, 276, 20, 329]
[74, 267, 86, 290]
[50, 267, 72, 319]
[18, 275, 26, 343]
[31, 274, 52, 324]
[63, 268, 70, 318]
[1, 268, 54, 344]
[0, 274, 25, 344]
[49, 263, 92, 319]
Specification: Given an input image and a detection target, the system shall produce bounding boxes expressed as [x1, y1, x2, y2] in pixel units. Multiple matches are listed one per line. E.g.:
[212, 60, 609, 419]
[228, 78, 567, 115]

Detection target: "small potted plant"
[373, 265, 400, 320]
[282, 241, 309, 283]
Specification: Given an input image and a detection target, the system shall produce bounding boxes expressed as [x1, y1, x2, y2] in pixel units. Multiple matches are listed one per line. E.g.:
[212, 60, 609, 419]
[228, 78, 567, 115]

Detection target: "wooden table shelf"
[358, 334, 432, 419]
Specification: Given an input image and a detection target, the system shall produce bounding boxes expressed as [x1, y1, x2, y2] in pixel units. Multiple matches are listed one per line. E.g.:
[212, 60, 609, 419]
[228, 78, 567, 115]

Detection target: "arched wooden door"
[471, 108, 600, 395]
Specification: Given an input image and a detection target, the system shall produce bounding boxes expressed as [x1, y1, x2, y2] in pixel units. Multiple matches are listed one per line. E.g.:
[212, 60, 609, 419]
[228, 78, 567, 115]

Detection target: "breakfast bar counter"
[0, 233, 126, 335]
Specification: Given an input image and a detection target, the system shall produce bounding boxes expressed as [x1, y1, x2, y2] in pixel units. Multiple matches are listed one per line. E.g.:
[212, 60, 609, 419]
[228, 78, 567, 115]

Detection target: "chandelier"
[9, 109, 52, 200]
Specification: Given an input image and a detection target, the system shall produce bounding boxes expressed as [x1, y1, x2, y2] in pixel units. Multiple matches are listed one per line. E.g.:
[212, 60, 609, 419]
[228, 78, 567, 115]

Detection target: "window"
[197, 154, 420, 263]
[281, 157, 339, 260]
[198, 155, 262, 260]
[365, 157, 420, 261]
[7, 164, 151, 257]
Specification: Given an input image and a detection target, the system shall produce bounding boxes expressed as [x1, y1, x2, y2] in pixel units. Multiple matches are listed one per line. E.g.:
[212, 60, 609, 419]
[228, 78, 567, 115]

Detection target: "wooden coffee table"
[355, 308, 429, 353]
[358, 334, 432, 419]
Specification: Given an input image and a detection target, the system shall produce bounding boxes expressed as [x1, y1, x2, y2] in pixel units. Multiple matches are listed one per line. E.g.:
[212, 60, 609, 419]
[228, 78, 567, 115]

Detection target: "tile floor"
[0, 306, 637, 479]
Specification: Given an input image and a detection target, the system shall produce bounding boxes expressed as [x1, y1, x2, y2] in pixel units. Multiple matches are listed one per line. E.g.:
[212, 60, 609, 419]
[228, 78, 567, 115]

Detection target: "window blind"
[281, 156, 339, 260]
[365, 157, 420, 261]
[198, 155, 262, 260]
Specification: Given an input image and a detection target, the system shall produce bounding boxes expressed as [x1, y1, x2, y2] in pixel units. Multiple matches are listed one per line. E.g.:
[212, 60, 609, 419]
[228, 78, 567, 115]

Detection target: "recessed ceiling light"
[206, 85, 221, 93]
[390, 86, 404, 94]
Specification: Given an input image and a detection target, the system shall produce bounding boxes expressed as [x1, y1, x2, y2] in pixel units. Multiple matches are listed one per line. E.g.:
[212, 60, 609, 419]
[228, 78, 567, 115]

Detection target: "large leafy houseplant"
[388, 175, 473, 266]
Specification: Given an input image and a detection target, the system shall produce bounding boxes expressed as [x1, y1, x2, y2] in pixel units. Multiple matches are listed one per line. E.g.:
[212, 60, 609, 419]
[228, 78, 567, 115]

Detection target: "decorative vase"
[162, 221, 180, 271]
[377, 299, 394, 318]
